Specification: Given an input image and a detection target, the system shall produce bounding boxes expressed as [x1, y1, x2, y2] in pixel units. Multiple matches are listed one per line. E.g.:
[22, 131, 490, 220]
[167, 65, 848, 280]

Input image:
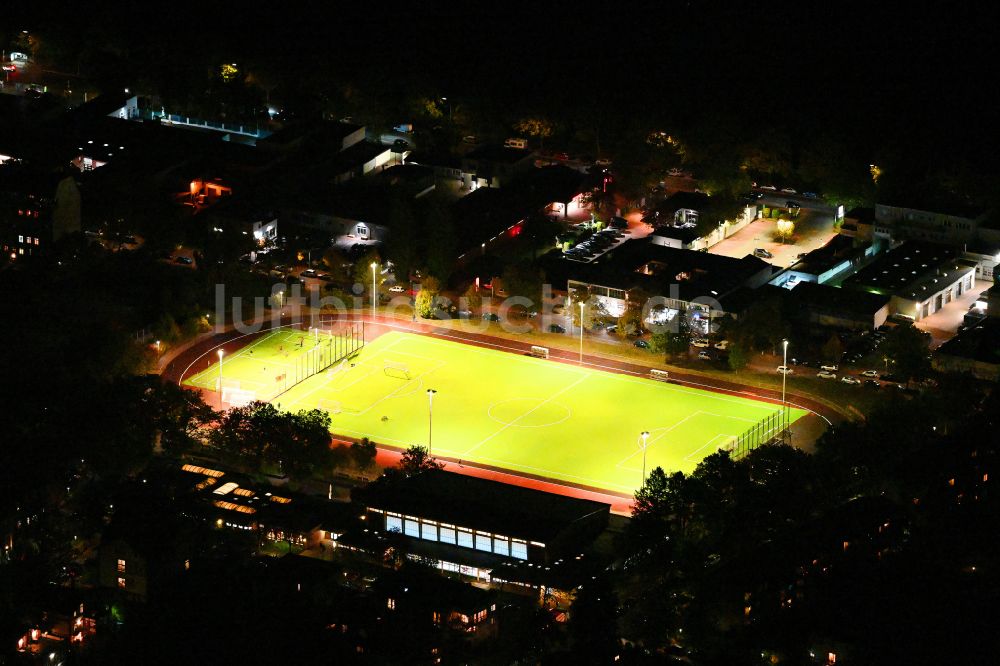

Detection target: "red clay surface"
[162, 314, 840, 514]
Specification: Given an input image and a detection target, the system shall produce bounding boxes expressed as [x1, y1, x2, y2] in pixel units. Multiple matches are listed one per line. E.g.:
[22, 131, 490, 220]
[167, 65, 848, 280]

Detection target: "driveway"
[709, 207, 837, 267]
[916, 279, 992, 348]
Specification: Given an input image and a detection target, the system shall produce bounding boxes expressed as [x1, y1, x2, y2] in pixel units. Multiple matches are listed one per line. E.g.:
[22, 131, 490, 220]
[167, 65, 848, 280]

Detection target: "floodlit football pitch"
[186, 329, 807, 494]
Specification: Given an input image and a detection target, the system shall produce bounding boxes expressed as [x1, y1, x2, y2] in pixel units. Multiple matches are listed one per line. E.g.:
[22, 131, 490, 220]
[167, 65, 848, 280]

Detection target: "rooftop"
[843, 242, 977, 300]
[789, 281, 890, 316]
[354, 469, 610, 544]
[787, 234, 868, 277]
[936, 317, 1000, 366]
[463, 144, 533, 164]
[564, 237, 772, 303]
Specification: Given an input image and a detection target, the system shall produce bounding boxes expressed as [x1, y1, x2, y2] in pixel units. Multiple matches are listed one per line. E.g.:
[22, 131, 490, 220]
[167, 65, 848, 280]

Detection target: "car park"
[817, 370, 837, 379]
[777, 366, 793, 374]
[841, 376, 861, 385]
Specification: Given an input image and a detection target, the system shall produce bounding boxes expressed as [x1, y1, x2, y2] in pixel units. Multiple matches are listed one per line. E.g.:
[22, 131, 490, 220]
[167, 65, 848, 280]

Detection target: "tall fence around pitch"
[271, 322, 365, 400]
[728, 405, 791, 460]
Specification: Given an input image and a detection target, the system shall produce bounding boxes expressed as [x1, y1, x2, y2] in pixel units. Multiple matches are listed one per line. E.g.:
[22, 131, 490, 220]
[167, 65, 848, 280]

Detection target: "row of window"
[17, 235, 40, 246]
[385, 513, 529, 560]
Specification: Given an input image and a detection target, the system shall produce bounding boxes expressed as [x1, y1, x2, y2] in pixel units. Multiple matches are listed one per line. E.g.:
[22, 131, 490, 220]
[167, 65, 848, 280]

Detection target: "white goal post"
[649, 369, 670, 382]
[530, 345, 550, 359]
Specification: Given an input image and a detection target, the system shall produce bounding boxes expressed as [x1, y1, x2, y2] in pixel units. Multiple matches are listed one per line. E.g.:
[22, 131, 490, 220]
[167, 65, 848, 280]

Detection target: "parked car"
[482, 313, 500, 322]
[759, 185, 777, 191]
[173, 256, 193, 265]
[388, 285, 406, 293]
[777, 366, 793, 374]
[691, 339, 710, 348]
[595, 157, 612, 167]
[753, 248, 774, 259]
[462, 135, 479, 144]
[392, 139, 410, 151]
[803, 191, 819, 199]
[549, 324, 566, 334]
[301, 269, 318, 278]
[864, 379, 881, 389]
[820, 364, 839, 372]
[841, 376, 861, 385]
[697, 351, 712, 360]
[713, 340, 729, 351]
[817, 370, 837, 380]
[785, 200, 799, 209]
[781, 187, 797, 194]
[861, 369, 880, 378]
[609, 216, 628, 229]
[634, 339, 650, 349]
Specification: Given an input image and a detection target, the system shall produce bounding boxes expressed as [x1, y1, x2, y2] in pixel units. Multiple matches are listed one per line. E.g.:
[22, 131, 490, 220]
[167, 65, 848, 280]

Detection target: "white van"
[504, 137, 528, 149]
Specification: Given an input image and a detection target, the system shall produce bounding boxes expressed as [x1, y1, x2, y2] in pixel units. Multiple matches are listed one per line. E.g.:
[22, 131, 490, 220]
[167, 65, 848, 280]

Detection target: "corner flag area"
[186, 329, 807, 495]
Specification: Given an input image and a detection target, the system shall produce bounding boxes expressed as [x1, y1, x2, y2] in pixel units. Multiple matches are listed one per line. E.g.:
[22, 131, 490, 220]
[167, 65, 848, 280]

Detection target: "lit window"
[457, 528, 473, 549]
[421, 521, 438, 541]
[492, 536, 509, 556]
[439, 526, 456, 544]
[511, 540, 528, 560]
[475, 532, 492, 552]
[117, 577, 126, 589]
[386, 515, 402, 533]
[404, 519, 419, 537]
[117, 559, 126, 573]
[386, 598, 395, 610]
[18, 235, 23, 243]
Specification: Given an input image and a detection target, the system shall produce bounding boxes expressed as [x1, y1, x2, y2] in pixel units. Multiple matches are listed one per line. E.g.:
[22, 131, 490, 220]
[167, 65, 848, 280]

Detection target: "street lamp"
[155, 340, 161, 354]
[371, 262, 378, 316]
[217, 349, 225, 392]
[639, 431, 651, 485]
[781, 339, 789, 442]
[578, 302, 586, 364]
[427, 389, 437, 456]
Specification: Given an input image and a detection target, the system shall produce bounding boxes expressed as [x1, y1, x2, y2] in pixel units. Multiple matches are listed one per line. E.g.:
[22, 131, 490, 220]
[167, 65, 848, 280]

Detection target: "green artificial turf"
[187, 329, 807, 494]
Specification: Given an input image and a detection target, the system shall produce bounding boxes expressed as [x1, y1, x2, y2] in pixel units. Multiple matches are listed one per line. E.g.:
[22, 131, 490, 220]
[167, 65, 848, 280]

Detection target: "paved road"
[710, 207, 838, 268]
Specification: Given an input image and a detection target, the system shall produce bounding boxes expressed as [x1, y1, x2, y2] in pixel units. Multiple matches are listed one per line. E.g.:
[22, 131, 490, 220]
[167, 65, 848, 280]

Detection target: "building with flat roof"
[787, 281, 891, 330]
[934, 317, 1000, 381]
[842, 242, 977, 321]
[564, 237, 773, 332]
[460, 144, 534, 189]
[874, 198, 985, 244]
[770, 235, 880, 289]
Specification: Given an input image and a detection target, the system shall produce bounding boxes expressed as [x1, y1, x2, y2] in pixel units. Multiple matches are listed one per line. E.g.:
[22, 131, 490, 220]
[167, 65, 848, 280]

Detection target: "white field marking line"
[353, 360, 447, 417]
[305, 323, 828, 426]
[486, 399, 573, 428]
[325, 424, 634, 495]
[683, 434, 734, 462]
[184, 329, 294, 384]
[279, 336, 409, 406]
[473, 455, 635, 494]
[370, 327, 830, 426]
[613, 412, 705, 468]
[461, 374, 590, 458]
[600, 371, 786, 413]
[696, 411, 759, 423]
